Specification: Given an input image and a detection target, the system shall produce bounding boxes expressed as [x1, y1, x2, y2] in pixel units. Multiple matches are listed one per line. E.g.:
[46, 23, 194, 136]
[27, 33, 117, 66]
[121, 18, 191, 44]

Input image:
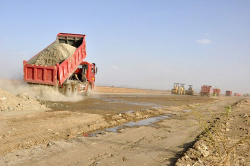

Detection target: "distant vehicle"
[243, 93, 250, 97]
[213, 88, 221, 96]
[171, 83, 185, 95]
[225, 91, 232, 96]
[23, 33, 97, 96]
[234, 93, 241, 96]
[200, 85, 212, 97]
[185, 85, 194, 95]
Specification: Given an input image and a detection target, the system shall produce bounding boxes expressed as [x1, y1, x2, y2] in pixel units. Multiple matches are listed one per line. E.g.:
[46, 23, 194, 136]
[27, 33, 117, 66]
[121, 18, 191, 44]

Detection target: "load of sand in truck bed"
[34, 43, 76, 66]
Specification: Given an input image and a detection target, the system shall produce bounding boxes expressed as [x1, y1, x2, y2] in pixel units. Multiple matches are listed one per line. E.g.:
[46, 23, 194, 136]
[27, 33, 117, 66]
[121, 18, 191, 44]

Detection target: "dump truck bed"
[200, 85, 212, 93]
[23, 33, 86, 86]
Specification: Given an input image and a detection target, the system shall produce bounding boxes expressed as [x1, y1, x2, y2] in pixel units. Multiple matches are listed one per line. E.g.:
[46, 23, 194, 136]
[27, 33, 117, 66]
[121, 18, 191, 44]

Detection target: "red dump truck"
[23, 33, 97, 95]
[200, 85, 212, 97]
[234, 93, 241, 96]
[226, 91, 232, 96]
[213, 88, 221, 96]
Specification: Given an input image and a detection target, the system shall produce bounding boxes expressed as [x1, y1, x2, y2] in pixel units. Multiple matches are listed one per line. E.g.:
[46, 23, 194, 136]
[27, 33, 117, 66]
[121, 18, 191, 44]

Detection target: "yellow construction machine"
[171, 83, 185, 95]
[185, 85, 194, 95]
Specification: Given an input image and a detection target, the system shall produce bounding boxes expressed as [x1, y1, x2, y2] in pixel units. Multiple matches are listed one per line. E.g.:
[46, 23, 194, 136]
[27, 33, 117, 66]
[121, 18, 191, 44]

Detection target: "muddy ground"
[0, 87, 248, 166]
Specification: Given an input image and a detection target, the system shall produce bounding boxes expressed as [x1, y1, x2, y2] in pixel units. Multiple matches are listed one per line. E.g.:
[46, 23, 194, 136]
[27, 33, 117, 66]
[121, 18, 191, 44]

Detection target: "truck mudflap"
[23, 61, 57, 85]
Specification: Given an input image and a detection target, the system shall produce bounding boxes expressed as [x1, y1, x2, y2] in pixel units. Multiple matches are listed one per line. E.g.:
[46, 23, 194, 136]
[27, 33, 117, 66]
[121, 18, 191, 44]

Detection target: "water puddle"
[99, 98, 160, 107]
[152, 106, 169, 109]
[127, 115, 169, 126]
[121, 110, 135, 114]
[83, 131, 105, 137]
[105, 126, 126, 133]
[82, 114, 171, 137]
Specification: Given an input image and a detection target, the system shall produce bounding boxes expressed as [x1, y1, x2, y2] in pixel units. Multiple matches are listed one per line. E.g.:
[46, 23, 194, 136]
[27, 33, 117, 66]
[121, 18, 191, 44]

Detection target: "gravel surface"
[34, 43, 76, 66]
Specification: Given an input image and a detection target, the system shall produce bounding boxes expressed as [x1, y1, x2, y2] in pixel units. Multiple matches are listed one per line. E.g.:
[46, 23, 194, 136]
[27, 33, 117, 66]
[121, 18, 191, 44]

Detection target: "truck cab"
[72, 61, 97, 94]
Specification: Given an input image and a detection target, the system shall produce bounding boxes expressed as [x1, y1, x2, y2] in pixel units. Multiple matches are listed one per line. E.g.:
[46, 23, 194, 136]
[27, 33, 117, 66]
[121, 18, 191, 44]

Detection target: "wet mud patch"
[105, 113, 171, 133]
[81, 113, 172, 137]
[45, 94, 216, 116]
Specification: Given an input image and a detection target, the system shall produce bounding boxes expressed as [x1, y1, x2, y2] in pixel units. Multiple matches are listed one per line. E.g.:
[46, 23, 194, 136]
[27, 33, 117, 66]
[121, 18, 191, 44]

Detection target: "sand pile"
[34, 43, 76, 66]
[0, 88, 48, 112]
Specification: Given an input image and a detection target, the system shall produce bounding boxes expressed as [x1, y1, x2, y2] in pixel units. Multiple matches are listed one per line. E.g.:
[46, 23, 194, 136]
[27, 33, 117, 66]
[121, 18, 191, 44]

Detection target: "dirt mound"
[34, 43, 76, 66]
[0, 88, 48, 113]
[0, 79, 83, 102]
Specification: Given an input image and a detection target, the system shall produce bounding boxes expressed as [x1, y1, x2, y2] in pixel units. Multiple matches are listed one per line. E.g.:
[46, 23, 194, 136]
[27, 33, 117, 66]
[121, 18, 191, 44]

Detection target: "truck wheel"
[65, 84, 72, 96]
[72, 84, 78, 96]
[86, 84, 92, 96]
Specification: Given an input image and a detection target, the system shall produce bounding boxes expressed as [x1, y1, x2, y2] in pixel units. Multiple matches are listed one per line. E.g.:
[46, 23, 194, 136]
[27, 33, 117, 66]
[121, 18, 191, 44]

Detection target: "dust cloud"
[0, 79, 84, 102]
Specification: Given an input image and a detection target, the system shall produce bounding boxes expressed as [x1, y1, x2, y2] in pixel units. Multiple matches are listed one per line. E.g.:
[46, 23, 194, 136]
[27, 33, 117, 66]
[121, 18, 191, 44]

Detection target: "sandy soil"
[35, 43, 76, 66]
[0, 88, 49, 116]
[0, 86, 248, 166]
[94, 86, 168, 94]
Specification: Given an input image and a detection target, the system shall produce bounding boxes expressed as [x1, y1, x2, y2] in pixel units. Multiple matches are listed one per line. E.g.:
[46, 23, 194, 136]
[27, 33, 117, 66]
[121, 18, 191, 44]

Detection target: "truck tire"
[65, 84, 72, 96]
[86, 84, 92, 96]
[72, 84, 78, 96]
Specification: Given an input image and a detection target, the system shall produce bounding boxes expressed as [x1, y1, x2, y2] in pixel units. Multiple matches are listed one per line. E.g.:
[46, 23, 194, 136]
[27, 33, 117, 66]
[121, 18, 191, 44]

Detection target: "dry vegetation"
[176, 99, 250, 166]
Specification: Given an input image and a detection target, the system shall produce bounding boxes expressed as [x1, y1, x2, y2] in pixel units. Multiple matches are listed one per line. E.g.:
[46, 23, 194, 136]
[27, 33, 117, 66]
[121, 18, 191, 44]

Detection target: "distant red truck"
[213, 88, 221, 96]
[200, 85, 212, 97]
[234, 93, 241, 96]
[225, 91, 232, 96]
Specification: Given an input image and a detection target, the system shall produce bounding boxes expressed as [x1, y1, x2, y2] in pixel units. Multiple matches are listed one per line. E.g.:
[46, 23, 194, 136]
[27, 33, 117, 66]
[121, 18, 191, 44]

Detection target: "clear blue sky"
[0, 0, 249, 93]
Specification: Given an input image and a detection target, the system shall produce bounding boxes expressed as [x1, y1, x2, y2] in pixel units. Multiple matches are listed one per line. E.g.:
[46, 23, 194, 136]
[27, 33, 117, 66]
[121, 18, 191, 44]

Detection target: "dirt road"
[0, 88, 246, 166]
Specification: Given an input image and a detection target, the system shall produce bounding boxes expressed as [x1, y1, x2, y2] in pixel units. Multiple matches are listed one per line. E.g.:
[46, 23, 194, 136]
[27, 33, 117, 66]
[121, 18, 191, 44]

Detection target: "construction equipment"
[225, 91, 232, 96]
[171, 83, 179, 94]
[171, 83, 185, 95]
[234, 93, 241, 96]
[23, 33, 97, 96]
[200, 85, 212, 97]
[243, 93, 250, 97]
[185, 85, 194, 95]
[213, 88, 221, 96]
